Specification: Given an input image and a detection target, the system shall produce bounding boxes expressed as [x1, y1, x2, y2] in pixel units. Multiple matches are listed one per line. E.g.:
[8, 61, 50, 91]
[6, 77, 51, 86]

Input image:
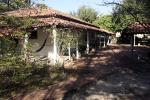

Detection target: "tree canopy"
[0, 0, 30, 13]
[93, 15, 114, 32]
[70, 6, 98, 23]
[0, 0, 37, 37]
[108, 0, 150, 31]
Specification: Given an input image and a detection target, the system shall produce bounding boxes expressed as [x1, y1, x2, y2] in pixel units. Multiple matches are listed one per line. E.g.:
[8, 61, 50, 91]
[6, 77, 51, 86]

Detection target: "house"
[1, 7, 113, 64]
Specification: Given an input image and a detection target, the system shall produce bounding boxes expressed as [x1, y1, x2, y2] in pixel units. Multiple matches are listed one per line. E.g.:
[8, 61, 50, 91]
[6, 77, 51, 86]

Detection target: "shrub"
[0, 55, 66, 97]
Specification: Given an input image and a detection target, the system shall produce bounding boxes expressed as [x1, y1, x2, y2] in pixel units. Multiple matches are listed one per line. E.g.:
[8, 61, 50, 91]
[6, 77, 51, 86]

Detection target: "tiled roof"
[122, 22, 150, 34]
[36, 17, 101, 31]
[1, 7, 113, 36]
[5, 8, 99, 29]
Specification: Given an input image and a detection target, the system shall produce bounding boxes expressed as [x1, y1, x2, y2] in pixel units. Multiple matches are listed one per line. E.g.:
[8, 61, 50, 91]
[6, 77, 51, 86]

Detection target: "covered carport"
[122, 22, 150, 56]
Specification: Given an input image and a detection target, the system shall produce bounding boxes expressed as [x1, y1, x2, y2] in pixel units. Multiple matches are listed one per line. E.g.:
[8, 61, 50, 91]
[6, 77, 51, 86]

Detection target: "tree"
[35, 3, 48, 9]
[113, 0, 146, 30]
[0, 0, 35, 35]
[70, 11, 78, 18]
[93, 15, 114, 31]
[72, 6, 98, 23]
[0, 0, 37, 57]
[101, 0, 150, 31]
[0, 0, 30, 13]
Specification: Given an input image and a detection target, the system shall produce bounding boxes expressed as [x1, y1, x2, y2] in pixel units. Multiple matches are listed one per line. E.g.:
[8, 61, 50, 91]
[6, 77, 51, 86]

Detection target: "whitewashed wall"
[29, 29, 53, 57]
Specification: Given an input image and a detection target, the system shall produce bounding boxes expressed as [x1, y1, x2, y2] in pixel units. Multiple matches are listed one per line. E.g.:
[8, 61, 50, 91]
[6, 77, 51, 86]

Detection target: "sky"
[32, 0, 120, 15]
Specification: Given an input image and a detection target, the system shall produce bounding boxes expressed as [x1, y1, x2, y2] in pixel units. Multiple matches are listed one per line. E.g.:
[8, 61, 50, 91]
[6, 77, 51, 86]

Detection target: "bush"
[0, 55, 66, 98]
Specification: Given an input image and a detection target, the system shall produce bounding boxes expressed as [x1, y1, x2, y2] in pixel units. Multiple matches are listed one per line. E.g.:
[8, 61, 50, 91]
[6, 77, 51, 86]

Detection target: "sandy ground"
[9, 44, 150, 100]
[63, 44, 150, 100]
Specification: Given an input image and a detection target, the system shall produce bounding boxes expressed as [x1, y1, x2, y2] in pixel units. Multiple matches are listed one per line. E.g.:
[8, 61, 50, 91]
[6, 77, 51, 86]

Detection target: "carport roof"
[122, 22, 150, 34]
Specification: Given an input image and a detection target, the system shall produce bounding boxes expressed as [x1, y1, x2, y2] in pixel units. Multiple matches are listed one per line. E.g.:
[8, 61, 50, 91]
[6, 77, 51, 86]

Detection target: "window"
[30, 30, 37, 39]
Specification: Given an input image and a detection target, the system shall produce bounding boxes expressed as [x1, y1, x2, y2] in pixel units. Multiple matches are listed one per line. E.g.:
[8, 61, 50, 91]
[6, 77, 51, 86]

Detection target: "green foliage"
[77, 6, 98, 23]
[0, 15, 37, 39]
[0, 37, 17, 56]
[1, 15, 35, 28]
[143, 0, 150, 20]
[0, 2, 10, 12]
[0, 0, 36, 38]
[0, 36, 66, 97]
[110, 0, 150, 31]
[0, 0, 67, 98]
[0, 0, 30, 13]
[93, 15, 114, 31]
[0, 55, 66, 97]
[71, 6, 98, 23]
[35, 3, 48, 9]
[9, 0, 29, 9]
[56, 29, 79, 55]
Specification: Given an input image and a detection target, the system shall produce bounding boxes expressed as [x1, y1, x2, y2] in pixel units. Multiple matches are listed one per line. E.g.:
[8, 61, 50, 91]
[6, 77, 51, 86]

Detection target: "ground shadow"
[7, 44, 150, 100]
[62, 44, 150, 100]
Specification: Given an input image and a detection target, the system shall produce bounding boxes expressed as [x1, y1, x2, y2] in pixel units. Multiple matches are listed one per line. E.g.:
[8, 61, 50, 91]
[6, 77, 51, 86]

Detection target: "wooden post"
[76, 37, 79, 59]
[19, 38, 24, 55]
[94, 32, 96, 49]
[24, 33, 28, 60]
[86, 31, 89, 54]
[131, 35, 134, 56]
[134, 34, 136, 46]
[53, 27, 57, 64]
[0, 39, 2, 57]
[68, 42, 71, 60]
[99, 36, 101, 49]
[107, 36, 110, 45]
[103, 36, 106, 47]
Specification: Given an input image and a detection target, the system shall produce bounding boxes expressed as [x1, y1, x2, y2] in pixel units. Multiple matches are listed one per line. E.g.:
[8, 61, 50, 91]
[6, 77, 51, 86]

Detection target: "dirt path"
[11, 44, 150, 100]
[63, 44, 150, 100]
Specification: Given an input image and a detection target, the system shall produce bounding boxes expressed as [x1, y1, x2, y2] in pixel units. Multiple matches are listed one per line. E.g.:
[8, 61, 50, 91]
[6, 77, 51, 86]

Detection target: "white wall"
[29, 28, 53, 57]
